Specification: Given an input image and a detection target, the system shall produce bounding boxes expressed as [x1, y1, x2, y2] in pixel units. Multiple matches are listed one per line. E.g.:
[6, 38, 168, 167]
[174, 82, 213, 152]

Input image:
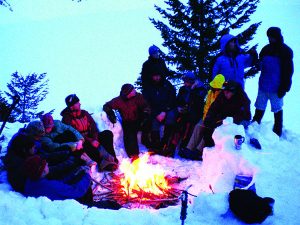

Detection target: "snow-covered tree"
[5, 71, 49, 123]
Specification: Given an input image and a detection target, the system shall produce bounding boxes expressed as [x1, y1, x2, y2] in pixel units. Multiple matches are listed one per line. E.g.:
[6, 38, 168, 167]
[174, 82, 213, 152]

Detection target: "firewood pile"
[92, 172, 188, 209]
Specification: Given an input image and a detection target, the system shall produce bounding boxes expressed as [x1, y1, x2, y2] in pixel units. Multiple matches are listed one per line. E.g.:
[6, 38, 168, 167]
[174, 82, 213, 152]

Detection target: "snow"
[1, 0, 300, 224]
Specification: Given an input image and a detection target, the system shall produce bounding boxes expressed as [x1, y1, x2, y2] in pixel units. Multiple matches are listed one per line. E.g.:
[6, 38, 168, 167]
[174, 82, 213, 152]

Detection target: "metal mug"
[234, 135, 245, 150]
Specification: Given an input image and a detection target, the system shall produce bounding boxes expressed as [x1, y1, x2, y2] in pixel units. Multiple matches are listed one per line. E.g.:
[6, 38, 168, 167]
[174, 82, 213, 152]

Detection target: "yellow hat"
[209, 74, 225, 89]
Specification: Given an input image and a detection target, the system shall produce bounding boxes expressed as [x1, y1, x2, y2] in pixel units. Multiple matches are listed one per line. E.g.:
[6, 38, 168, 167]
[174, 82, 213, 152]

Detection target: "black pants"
[122, 122, 139, 158]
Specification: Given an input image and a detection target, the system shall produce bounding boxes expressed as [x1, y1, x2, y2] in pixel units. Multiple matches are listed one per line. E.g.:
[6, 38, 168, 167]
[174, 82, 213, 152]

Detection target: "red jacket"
[103, 93, 150, 123]
[61, 108, 99, 144]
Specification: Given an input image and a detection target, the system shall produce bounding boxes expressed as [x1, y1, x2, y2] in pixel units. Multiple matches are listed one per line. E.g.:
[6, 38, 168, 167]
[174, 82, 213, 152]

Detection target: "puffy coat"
[141, 56, 169, 88]
[142, 80, 176, 117]
[103, 93, 150, 123]
[61, 109, 99, 145]
[176, 81, 207, 123]
[203, 74, 225, 119]
[212, 34, 255, 89]
[40, 120, 84, 152]
[24, 173, 91, 200]
[204, 88, 251, 129]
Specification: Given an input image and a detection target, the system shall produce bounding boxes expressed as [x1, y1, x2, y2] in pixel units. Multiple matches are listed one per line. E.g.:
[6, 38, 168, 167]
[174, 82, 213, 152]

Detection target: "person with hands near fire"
[103, 83, 151, 159]
[61, 94, 118, 171]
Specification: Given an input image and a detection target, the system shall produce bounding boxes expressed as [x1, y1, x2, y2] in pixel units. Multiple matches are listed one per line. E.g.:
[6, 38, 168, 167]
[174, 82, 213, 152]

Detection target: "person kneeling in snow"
[23, 155, 121, 210]
[180, 80, 251, 160]
[103, 84, 151, 159]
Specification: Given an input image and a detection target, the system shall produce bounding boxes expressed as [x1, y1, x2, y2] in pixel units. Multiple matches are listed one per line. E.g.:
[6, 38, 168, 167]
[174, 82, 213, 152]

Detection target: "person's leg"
[186, 122, 204, 150]
[122, 123, 139, 158]
[253, 90, 268, 124]
[149, 118, 162, 152]
[270, 93, 284, 137]
[98, 130, 117, 159]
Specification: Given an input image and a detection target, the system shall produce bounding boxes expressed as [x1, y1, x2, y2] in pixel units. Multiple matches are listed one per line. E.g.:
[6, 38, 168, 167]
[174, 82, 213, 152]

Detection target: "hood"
[220, 34, 241, 53]
[210, 74, 225, 89]
[60, 107, 71, 117]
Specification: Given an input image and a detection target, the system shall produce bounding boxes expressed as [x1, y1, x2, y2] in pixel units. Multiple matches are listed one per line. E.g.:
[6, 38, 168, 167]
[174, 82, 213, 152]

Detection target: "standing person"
[174, 71, 207, 149]
[252, 27, 294, 137]
[61, 95, 118, 168]
[212, 34, 258, 89]
[103, 84, 151, 159]
[142, 71, 177, 156]
[141, 45, 170, 89]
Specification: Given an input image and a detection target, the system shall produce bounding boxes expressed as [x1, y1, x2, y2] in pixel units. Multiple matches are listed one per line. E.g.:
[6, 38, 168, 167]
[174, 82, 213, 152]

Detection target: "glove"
[277, 88, 286, 98]
[107, 112, 117, 124]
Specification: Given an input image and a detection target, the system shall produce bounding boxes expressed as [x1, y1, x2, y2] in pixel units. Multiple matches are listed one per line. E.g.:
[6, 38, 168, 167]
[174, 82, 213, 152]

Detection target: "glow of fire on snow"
[119, 153, 170, 197]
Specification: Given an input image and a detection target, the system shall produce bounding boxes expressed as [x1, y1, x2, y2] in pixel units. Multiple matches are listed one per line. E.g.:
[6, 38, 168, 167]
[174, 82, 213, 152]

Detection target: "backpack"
[229, 189, 274, 224]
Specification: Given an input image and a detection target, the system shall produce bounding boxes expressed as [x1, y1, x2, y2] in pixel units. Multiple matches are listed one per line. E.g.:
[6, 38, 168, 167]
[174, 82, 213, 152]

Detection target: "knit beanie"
[148, 45, 159, 56]
[24, 155, 47, 180]
[65, 94, 80, 108]
[222, 80, 240, 92]
[26, 121, 45, 137]
[41, 113, 54, 128]
[210, 74, 225, 89]
[182, 71, 196, 83]
[120, 83, 134, 97]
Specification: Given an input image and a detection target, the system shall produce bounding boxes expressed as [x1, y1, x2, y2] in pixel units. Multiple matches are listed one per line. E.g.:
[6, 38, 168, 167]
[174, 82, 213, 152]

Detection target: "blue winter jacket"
[24, 173, 91, 200]
[212, 34, 254, 89]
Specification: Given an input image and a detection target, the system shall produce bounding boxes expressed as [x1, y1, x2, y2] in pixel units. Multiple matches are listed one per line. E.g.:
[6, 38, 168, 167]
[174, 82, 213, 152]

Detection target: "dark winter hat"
[24, 155, 47, 180]
[65, 94, 80, 108]
[120, 83, 134, 97]
[222, 80, 240, 93]
[26, 121, 45, 137]
[9, 134, 35, 156]
[148, 45, 159, 56]
[41, 113, 54, 128]
[182, 71, 196, 83]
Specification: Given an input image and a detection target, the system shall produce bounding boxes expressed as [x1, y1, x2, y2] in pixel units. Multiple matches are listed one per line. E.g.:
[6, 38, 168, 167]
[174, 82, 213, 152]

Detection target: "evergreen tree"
[149, 0, 261, 83]
[5, 71, 49, 123]
[0, 91, 9, 122]
[0, 0, 12, 11]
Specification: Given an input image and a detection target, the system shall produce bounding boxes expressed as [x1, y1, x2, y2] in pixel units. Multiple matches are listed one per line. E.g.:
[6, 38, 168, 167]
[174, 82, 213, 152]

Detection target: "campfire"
[92, 153, 187, 208]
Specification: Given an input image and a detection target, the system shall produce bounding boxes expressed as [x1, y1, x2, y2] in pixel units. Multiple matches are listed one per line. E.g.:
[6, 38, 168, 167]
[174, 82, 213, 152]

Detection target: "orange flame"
[119, 153, 170, 197]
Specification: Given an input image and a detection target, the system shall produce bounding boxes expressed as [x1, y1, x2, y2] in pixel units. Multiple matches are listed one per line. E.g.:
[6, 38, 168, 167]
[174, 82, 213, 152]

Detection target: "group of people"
[3, 26, 293, 208]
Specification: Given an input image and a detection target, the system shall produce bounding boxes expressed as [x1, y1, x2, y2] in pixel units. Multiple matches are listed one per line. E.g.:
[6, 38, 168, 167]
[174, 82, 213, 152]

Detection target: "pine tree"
[5, 71, 49, 123]
[149, 0, 261, 83]
[0, 0, 12, 11]
[0, 91, 9, 122]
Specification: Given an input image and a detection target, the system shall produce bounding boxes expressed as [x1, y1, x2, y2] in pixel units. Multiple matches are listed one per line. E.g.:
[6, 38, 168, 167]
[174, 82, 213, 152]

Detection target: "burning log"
[92, 153, 188, 208]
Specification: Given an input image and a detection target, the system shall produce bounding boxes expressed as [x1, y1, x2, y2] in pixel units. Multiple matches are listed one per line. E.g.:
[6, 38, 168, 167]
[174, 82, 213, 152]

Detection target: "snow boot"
[250, 138, 262, 149]
[273, 110, 283, 137]
[252, 109, 265, 124]
[149, 131, 162, 154]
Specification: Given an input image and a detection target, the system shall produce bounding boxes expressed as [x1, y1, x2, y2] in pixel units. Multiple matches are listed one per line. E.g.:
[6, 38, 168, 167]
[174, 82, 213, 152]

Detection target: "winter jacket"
[203, 74, 225, 119]
[40, 120, 84, 152]
[259, 41, 294, 94]
[203, 88, 251, 129]
[24, 173, 91, 201]
[141, 56, 169, 88]
[142, 79, 177, 117]
[176, 80, 207, 123]
[103, 93, 150, 123]
[212, 34, 255, 89]
[61, 109, 100, 145]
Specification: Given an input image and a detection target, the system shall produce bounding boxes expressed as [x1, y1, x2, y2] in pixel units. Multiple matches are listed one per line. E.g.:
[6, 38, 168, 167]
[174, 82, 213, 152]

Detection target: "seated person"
[103, 83, 151, 159]
[180, 80, 251, 160]
[23, 155, 121, 210]
[142, 71, 177, 156]
[174, 71, 207, 149]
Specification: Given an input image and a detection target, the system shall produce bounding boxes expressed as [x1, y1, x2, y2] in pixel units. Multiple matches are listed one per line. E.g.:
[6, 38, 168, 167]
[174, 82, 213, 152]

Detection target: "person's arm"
[103, 99, 118, 124]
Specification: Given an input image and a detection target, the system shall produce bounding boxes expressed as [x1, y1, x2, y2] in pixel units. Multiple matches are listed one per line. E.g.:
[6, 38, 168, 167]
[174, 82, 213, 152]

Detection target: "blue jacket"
[24, 173, 91, 200]
[212, 34, 254, 89]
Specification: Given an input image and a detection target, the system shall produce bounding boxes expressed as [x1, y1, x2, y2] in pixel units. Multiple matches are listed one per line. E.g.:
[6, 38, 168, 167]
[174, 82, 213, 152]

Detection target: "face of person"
[45, 126, 53, 134]
[184, 80, 194, 87]
[126, 89, 136, 99]
[224, 90, 234, 99]
[227, 39, 237, 51]
[41, 163, 49, 178]
[151, 52, 159, 59]
[70, 101, 81, 112]
[268, 36, 277, 44]
[152, 74, 162, 83]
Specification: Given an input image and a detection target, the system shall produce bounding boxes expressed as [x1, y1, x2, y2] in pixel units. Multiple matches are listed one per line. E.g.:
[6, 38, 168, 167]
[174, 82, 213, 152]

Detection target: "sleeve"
[103, 99, 117, 124]
[203, 94, 223, 128]
[85, 112, 99, 142]
[280, 47, 294, 92]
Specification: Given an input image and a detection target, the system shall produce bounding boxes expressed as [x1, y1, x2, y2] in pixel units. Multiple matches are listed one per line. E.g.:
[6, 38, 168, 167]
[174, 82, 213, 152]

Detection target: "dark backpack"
[229, 189, 274, 224]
